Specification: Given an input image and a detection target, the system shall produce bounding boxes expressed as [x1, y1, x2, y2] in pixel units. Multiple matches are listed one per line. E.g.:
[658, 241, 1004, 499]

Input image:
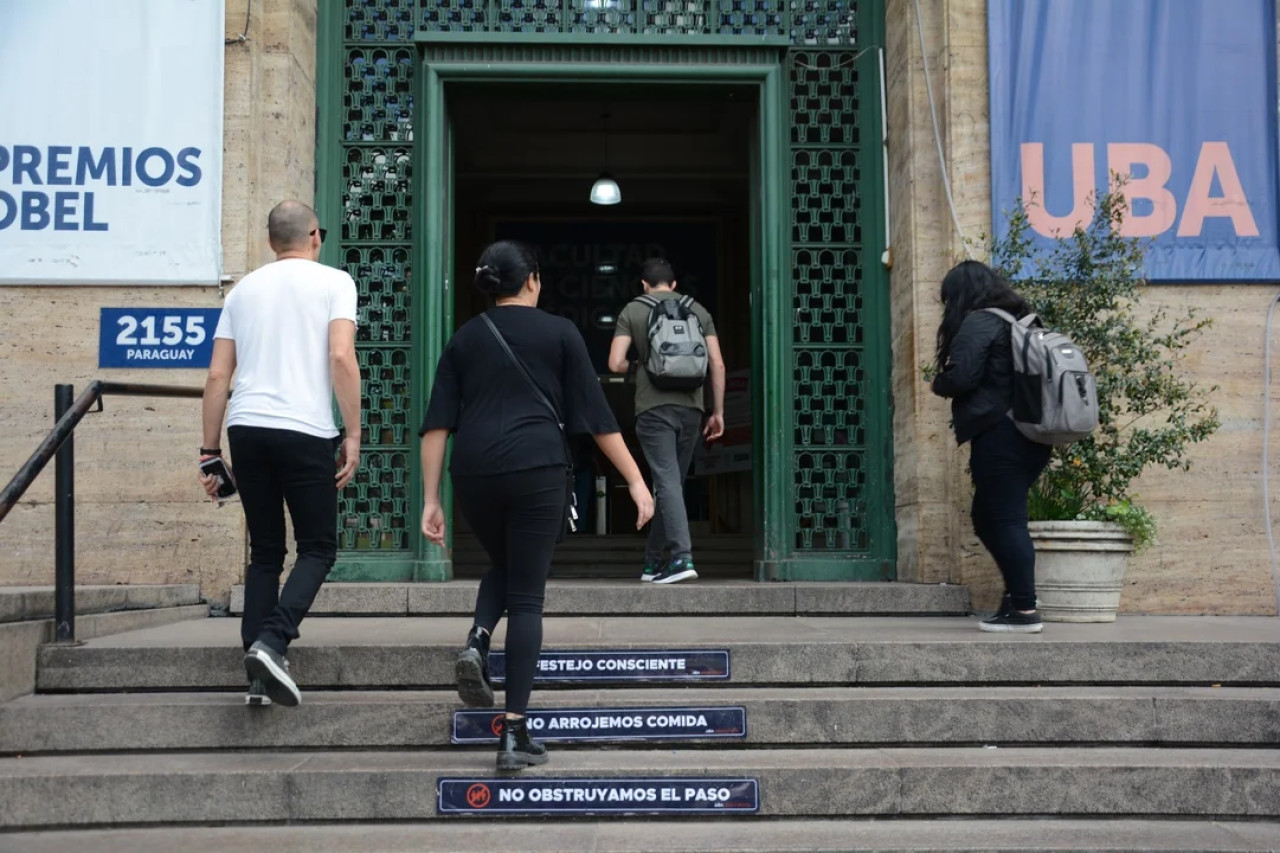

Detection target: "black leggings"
[453, 465, 566, 715]
[969, 417, 1052, 612]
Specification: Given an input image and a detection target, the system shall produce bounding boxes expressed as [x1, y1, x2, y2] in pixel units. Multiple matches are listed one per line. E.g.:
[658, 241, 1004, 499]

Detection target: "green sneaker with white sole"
[652, 558, 698, 585]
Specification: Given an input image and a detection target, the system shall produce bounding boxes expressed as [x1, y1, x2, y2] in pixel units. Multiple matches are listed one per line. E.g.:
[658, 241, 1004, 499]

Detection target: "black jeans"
[635, 404, 704, 564]
[968, 417, 1052, 612]
[453, 465, 565, 715]
[229, 426, 338, 656]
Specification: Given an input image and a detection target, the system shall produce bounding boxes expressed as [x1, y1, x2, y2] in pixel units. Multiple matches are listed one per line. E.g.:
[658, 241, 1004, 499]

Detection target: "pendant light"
[590, 110, 621, 205]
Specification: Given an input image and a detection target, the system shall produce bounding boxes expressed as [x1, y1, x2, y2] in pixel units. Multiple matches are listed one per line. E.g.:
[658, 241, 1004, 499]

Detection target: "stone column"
[885, 0, 1003, 605]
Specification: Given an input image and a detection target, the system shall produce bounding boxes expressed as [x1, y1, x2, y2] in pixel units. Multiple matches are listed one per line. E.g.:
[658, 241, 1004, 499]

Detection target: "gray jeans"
[635, 404, 704, 564]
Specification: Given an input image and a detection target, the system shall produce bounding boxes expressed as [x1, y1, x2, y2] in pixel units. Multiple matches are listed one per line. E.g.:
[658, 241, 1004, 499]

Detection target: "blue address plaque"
[99, 307, 221, 368]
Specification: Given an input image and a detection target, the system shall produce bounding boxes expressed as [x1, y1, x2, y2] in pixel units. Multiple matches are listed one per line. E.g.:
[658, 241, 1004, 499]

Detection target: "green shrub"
[990, 185, 1220, 549]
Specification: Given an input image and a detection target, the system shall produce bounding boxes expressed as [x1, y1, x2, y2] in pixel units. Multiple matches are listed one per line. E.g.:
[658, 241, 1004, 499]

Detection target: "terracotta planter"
[1029, 520, 1134, 622]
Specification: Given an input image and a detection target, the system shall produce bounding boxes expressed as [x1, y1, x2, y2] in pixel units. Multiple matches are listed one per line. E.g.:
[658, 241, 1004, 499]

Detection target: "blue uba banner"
[988, 0, 1280, 281]
[99, 307, 220, 368]
[452, 706, 748, 744]
[487, 649, 730, 683]
[438, 777, 760, 816]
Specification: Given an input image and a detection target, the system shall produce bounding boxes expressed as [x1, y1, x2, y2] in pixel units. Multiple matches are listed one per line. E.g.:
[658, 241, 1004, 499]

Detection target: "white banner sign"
[0, 1, 224, 284]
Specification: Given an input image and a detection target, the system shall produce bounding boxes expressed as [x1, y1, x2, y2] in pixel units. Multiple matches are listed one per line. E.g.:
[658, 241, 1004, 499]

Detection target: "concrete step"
[1, 605, 209, 703]
[229, 580, 971, 617]
[0, 584, 201, 623]
[4, 686, 1278, 754]
[35, 616, 1280, 692]
[6, 820, 1280, 852]
[2, 748, 1278, 827]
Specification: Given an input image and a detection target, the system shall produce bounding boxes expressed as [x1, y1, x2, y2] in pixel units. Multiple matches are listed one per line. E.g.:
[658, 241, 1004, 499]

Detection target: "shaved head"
[267, 200, 319, 252]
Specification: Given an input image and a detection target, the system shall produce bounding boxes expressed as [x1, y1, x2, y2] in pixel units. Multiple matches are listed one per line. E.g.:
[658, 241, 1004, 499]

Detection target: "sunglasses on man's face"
[310, 227, 328, 242]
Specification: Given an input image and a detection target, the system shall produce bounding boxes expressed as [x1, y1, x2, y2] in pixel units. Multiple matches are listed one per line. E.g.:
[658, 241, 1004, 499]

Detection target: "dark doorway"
[447, 83, 756, 578]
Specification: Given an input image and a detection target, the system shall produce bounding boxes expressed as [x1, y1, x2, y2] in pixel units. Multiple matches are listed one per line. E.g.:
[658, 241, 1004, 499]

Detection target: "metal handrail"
[0, 381, 204, 642]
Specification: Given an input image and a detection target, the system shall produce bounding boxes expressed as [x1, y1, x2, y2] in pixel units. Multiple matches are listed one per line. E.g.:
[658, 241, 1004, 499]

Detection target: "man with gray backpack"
[609, 258, 725, 584]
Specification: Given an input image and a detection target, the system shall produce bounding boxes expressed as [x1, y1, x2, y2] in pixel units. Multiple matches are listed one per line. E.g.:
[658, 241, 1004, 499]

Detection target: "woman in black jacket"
[419, 240, 655, 769]
[931, 260, 1051, 633]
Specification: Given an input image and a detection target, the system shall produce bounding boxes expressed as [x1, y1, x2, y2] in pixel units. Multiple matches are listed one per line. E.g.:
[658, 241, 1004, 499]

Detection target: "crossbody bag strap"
[480, 313, 565, 431]
[481, 313, 578, 538]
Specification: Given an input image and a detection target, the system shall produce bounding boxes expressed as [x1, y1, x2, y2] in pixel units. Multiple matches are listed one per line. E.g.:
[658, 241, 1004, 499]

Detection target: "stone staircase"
[1, 581, 1279, 851]
[0, 584, 207, 703]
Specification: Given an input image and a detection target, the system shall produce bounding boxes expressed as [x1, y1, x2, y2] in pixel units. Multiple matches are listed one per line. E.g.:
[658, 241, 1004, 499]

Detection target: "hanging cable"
[912, 0, 971, 258]
[1262, 292, 1280, 617]
[226, 0, 251, 44]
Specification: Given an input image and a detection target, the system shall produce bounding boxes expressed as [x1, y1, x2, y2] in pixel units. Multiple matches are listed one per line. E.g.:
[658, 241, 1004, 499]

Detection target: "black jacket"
[931, 310, 1015, 444]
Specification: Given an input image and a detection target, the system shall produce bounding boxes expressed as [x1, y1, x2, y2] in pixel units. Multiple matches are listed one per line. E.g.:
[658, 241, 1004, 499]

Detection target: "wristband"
[200, 448, 222, 457]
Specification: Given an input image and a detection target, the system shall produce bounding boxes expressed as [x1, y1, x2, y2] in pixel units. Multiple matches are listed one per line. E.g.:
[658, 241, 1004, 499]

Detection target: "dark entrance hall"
[447, 83, 756, 578]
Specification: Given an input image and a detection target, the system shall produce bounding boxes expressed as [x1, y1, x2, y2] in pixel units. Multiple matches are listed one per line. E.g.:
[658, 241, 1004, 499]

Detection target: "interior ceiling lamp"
[590, 110, 621, 205]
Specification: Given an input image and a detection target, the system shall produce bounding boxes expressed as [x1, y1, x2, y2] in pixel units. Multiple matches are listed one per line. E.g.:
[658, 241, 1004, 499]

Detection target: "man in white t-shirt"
[198, 200, 361, 708]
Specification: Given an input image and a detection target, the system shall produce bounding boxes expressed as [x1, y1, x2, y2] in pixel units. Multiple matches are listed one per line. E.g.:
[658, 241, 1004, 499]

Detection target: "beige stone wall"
[0, 0, 317, 606]
[4, 1, 1275, 615]
[886, 0, 1280, 614]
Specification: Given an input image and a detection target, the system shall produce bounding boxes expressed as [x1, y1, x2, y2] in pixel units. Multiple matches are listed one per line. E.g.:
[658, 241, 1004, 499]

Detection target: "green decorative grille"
[344, 1, 852, 40]
[423, 0, 489, 31]
[335, 5, 420, 556]
[343, 47, 414, 141]
[327, 0, 887, 569]
[790, 0, 856, 45]
[496, 0, 562, 32]
[572, 1, 631, 34]
[788, 46, 869, 553]
[345, 0, 418, 41]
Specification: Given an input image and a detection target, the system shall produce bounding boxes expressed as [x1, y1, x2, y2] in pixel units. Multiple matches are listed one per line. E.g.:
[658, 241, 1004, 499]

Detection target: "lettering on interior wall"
[0, 145, 205, 232]
[1020, 142, 1260, 239]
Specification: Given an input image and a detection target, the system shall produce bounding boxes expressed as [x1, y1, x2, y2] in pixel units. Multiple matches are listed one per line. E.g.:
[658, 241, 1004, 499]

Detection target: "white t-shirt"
[214, 258, 358, 438]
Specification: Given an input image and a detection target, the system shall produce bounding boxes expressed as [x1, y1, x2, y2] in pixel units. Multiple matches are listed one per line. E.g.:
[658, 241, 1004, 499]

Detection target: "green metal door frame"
[413, 37, 791, 580]
[316, 7, 895, 584]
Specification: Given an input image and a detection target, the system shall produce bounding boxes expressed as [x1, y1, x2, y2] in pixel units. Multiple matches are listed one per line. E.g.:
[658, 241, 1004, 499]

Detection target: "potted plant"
[988, 185, 1220, 621]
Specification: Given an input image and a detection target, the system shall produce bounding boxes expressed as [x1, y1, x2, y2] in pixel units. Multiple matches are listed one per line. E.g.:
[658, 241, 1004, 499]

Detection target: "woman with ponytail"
[418, 240, 654, 769]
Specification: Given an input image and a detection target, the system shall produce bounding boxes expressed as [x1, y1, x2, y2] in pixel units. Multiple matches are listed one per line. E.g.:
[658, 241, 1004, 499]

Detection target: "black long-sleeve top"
[930, 310, 1015, 445]
[420, 306, 620, 475]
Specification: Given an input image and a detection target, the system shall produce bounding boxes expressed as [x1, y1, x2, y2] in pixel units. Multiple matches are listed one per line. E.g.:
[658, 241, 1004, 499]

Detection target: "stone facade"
[886, 0, 1279, 614]
[1, 0, 1276, 615]
[0, 0, 316, 606]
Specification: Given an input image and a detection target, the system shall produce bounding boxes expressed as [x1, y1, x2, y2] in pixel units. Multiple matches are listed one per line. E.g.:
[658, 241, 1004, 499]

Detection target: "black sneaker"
[245, 677, 272, 707]
[979, 609, 1043, 634]
[640, 562, 661, 583]
[244, 641, 301, 706]
[652, 558, 698, 585]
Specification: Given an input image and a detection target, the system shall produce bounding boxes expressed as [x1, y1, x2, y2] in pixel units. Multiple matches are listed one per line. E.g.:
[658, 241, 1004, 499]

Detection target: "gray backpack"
[984, 307, 1099, 445]
[637, 294, 709, 391]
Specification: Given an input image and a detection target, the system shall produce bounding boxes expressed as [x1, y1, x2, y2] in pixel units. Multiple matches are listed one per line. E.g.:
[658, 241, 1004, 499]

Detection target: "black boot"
[455, 625, 494, 707]
[497, 716, 549, 771]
